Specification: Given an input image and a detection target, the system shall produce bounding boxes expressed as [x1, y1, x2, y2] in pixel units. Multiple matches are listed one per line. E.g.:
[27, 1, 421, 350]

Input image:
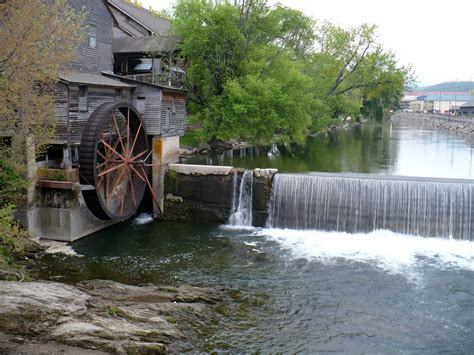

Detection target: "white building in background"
[401, 91, 473, 113]
[416, 93, 471, 113]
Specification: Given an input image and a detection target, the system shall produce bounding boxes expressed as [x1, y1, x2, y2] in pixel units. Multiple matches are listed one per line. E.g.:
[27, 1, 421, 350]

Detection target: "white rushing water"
[267, 173, 474, 240]
[256, 228, 474, 274]
[228, 170, 253, 226]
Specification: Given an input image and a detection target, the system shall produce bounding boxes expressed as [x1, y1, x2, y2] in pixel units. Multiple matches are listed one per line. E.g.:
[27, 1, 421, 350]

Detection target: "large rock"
[0, 280, 226, 353]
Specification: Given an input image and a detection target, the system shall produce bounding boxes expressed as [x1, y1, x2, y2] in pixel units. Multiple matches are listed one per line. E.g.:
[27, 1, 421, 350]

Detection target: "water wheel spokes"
[80, 102, 161, 221]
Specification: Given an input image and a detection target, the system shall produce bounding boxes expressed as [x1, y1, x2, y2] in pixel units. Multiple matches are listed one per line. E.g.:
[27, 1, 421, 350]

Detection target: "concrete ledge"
[254, 168, 278, 179]
[21, 206, 117, 242]
[162, 165, 277, 227]
[168, 163, 233, 176]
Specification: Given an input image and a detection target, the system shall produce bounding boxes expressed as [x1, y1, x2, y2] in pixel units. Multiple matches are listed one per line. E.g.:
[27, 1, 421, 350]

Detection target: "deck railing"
[124, 72, 185, 89]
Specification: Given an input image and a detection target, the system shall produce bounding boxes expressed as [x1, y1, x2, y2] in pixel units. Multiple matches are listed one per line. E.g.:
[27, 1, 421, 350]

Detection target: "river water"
[39, 122, 474, 352]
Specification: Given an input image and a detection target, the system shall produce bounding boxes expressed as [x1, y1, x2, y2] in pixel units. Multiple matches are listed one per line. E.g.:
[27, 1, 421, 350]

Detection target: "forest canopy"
[172, 0, 413, 144]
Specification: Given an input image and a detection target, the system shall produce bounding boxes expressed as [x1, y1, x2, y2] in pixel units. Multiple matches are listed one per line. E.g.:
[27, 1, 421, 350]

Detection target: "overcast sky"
[141, 0, 474, 86]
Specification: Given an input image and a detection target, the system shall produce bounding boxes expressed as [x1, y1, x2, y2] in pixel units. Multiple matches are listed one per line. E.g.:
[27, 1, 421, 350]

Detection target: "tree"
[174, 1, 412, 141]
[0, 0, 84, 264]
[173, 0, 315, 144]
[309, 22, 412, 123]
[0, 0, 85, 168]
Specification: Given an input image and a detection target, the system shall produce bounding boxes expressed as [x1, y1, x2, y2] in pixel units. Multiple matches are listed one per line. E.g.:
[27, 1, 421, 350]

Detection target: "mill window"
[115, 88, 123, 101]
[165, 107, 171, 129]
[171, 99, 176, 114]
[78, 85, 88, 112]
[136, 97, 146, 114]
[89, 25, 97, 48]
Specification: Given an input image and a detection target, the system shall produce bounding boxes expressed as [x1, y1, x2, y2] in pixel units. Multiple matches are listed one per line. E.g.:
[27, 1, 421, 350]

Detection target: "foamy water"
[256, 228, 474, 274]
[132, 213, 154, 225]
[42, 241, 82, 256]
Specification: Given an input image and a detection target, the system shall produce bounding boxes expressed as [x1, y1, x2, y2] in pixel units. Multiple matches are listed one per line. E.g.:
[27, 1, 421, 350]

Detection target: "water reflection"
[185, 122, 474, 179]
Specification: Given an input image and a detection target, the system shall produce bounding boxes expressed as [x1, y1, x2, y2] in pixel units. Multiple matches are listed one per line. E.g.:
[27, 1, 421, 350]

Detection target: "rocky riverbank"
[391, 112, 474, 136]
[0, 279, 228, 353]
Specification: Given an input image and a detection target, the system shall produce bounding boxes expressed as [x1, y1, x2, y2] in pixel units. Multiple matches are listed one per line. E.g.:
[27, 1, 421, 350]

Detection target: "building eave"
[107, 1, 155, 35]
[102, 71, 188, 93]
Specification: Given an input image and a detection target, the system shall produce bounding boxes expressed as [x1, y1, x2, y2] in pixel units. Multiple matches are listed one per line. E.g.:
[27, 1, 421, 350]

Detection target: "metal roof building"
[417, 94, 472, 102]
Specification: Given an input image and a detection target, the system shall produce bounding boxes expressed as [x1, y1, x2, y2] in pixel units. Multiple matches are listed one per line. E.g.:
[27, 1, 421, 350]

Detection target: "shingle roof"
[59, 72, 135, 88]
[112, 35, 180, 54]
[108, 0, 171, 35]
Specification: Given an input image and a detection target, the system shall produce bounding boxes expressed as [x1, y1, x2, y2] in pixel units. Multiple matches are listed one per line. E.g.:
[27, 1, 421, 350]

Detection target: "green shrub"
[0, 159, 27, 207]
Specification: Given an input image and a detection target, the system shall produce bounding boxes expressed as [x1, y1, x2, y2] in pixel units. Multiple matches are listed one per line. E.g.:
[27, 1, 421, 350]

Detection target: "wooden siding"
[65, 0, 114, 74]
[131, 83, 162, 136]
[53, 82, 69, 143]
[54, 82, 185, 144]
[55, 84, 132, 144]
[160, 92, 186, 138]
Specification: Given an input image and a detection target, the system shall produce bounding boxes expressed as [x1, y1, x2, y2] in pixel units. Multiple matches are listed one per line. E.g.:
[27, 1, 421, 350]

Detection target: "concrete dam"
[163, 165, 474, 240]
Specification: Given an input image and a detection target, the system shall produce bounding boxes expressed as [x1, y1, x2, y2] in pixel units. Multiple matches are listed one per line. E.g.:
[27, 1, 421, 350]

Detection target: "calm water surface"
[186, 122, 474, 178]
[39, 121, 474, 352]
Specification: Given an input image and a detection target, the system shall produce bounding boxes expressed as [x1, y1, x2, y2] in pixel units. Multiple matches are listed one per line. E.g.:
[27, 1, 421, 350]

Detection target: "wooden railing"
[124, 72, 185, 89]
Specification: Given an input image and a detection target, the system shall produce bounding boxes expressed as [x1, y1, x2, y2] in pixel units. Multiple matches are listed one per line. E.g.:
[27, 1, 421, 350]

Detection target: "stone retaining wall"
[162, 164, 277, 226]
[391, 112, 474, 136]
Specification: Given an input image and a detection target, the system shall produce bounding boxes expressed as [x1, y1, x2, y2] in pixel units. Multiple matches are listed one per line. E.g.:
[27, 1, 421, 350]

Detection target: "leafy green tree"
[173, 1, 412, 141]
[0, 0, 85, 167]
[0, 0, 84, 267]
[174, 0, 315, 144]
[309, 22, 412, 123]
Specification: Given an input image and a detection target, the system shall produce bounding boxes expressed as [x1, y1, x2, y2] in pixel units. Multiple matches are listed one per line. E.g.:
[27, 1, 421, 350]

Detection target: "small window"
[171, 99, 176, 114]
[115, 88, 123, 101]
[165, 107, 170, 129]
[79, 86, 88, 112]
[136, 97, 146, 114]
[89, 25, 97, 48]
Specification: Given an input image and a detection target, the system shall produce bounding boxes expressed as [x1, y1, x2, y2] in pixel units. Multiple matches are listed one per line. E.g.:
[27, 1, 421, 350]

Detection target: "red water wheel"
[79, 102, 158, 221]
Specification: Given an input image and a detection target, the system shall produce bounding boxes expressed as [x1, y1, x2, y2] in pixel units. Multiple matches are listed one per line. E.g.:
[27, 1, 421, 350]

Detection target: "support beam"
[152, 136, 180, 217]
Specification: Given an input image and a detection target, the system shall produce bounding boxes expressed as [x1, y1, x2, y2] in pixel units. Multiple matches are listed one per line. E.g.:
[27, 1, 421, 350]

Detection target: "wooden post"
[152, 55, 155, 84]
[25, 135, 37, 207]
[168, 51, 172, 86]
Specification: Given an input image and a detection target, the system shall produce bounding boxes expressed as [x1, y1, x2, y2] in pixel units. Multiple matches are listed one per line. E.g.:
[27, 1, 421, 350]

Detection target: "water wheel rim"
[80, 102, 149, 221]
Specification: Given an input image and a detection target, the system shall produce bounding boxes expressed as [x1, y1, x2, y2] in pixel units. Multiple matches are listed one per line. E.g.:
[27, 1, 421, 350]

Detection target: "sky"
[140, 0, 474, 86]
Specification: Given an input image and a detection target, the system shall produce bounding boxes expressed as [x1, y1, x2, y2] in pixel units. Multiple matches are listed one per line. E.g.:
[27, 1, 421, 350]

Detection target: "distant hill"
[417, 81, 474, 92]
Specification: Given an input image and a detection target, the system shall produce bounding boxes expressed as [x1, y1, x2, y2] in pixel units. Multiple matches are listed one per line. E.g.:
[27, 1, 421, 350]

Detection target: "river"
[39, 122, 474, 352]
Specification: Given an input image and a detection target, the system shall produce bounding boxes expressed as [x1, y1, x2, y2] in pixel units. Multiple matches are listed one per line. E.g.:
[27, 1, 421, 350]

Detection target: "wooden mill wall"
[160, 92, 186, 138]
[53, 83, 186, 143]
[131, 83, 162, 136]
[54, 83, 133, 145]
[65, 0, 114, 74]
[53, 82, 70, 144]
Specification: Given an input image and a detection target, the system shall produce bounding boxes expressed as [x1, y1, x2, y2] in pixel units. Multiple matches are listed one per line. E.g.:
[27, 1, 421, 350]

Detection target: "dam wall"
[267, 172, 474, 240]
[162, 166, 474, 240]
[161, 164, 276, 226]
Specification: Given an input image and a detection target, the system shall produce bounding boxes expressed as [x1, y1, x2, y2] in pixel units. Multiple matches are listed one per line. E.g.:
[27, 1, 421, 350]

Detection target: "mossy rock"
[125, 343, 167, 354]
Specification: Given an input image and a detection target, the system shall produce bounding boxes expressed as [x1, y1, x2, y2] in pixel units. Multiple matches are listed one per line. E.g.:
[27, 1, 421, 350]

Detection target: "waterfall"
[230, 170, 238, 215]
[229, 170, 253, 226]
[267, 173, 474, 240]
[267, 143, 280, 158]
